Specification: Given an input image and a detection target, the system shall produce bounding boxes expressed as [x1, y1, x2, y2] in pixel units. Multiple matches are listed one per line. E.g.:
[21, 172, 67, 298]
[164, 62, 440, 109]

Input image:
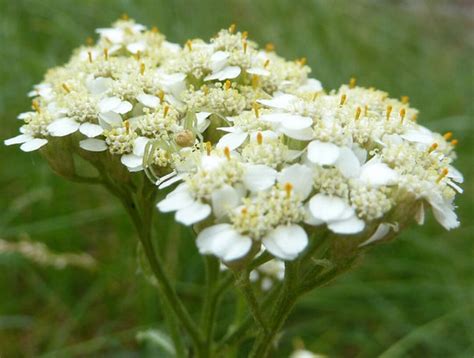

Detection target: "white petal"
[209, 51, 229, 72]
[197, 224, 252, 261]
[304, 204, 324, 225]
[175, 201, 211, 225]
[99, 112, 123, 127]
[121, 154, 143, 170]
[158, 174, 183, 189]
[447, 165, 463, 183]
[196, 112, 212, 132]
[415, 201, 425, 225]
[137, 94, 160, 108]
[216, 131, 248, 150]
[258, 94, 297, 110]
[133, 137, 150, 156]
[47, 118, 80, 137]
[87, 77, 110, 95]
[359, 162, 398, 187]
[401, 129, 433, 144]
[263, 225, 308, 260]
[79, 123, 104, 138]
[243, 164, 277, 192]
[205, 66, 241, 81]
[328, 215, 365, 234]
[277, 164, 313, 200]
[280, 114, 313, 130]
[280, 127, 313, 141]
[298, 78, 323, 93]
[431, 200, 459, 230]
[20, 138, 48, 152]
[99, 97, 122, 113]
[212, 185, 241, 219]
[126, 41, 147, 54]
[96, 28, 124, 44]
[249, 130, 278, 143]
[307, 141, 340, 165]
[247, 67, 270, 76]
[335, 147, 361, 178]
[79, 139, 107, 152]
[359, 223, 390, 247]
[157, 189, 195, 212]
[114, 101, 133, 114]
[309, 194, 350, 222]
[4, 134, 33, 145]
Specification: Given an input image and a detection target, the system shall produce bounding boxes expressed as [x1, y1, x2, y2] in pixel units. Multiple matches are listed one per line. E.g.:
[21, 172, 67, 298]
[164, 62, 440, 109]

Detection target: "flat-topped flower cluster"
[5, 19, 463, 263]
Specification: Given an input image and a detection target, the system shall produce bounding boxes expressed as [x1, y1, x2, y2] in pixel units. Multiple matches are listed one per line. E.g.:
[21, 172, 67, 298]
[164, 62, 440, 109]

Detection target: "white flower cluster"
[5, 19, 463, 263]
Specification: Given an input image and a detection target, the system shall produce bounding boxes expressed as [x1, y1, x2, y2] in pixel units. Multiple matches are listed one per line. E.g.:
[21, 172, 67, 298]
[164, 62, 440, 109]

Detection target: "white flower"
[204, 51, 241, 81]
[307, 194, 365, 234]
[98, 96, 133, 129]
[242, 164, 277, 192]
[262, 224, 308, 260]
[120, 137, 150, 171]
[4, 134, 48, 152]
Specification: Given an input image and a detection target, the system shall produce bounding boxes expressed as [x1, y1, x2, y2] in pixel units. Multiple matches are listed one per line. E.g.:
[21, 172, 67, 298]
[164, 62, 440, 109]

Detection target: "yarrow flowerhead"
[5, 19, 463, 265]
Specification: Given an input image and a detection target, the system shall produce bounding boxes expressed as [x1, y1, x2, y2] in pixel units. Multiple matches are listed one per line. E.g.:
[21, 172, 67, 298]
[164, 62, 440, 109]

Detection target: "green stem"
[200, 256, 220, 357]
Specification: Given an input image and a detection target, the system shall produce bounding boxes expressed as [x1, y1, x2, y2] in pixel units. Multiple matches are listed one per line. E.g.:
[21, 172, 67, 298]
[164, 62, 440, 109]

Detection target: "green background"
[0, 0, 473, 356]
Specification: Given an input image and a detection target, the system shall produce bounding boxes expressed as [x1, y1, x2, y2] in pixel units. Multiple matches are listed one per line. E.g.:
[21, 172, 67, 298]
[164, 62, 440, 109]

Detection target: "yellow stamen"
[32, 100, 41, 113]
[242, 39, 248, 54]
[186, 40, 192, 51]
[206, 141, 212, 155]
[62, 83, 71, 93]
[241, 207, 248, 215]
[151, 26, 159, 33]
[224, 80, 232, 90]
[399, 108, 406, 123]
[121, 13, 129, 20]
[241, 31, 248, 40]
[252, 102, 260, 118]
[124, 120, 130, 133]
[135, 51, 141, 61]
[401, 95, 409, 104]
[265, 43, 275, 52]
[202, 85, 209, 95]
[86, 36, 94, 46]
[297, 57, 307, 66]
[157, 90, 165, 104]
[339, 94, 347, 106]
[364, 105, 369, 116]
[451, 139, 458, 146]
[228, 23, 236, 33]
[263, 59, 270, 68]
[224, 146, 231, 160]
[312, 92, 319, 101]
[443, 131, 453, 141]
[355, 106, 362, 120]
[251, 75, 259, 89]
[163, 105, 169, 118]
[103, 48, 109, 60]
[140, 63, 145, 75]
[256, 132, 263, 145]
[87, 51, 93, 63]
[436, 168, 449, 184]
[349, 77, 357, 89]
[386, 105, 393, 121]
[284, 182, 293, 198]
[428, 143, 438, 153]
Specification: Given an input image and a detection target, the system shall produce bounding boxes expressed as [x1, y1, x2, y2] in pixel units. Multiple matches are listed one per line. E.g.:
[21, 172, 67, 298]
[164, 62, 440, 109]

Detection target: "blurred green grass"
[0, 0, 473, 356]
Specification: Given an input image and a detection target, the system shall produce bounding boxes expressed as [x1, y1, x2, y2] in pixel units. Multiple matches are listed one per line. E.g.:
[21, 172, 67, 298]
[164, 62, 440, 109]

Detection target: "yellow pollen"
[140, 63, 145, 75]
[401, 95, 410, 104]
[252, 102, 260, 118]
[251, 75, 259, 89]
[386, 105, 393, 120]
[86, 36, 94, 46]
[451, 139, 458, 146]
[264, 59, 270, 68]
[443, 131, 453, 140]
[121, 13, 129, 20]
[241, 31, 248, 40]
[157, 90, 165, 103]
[103, 48, 109, 60]
[355, 106, 362, 120]
[241, 207, 248, 215]
[124, 120, 130, 133]
[436, 168, 449, 184]
[224, 146, 231, 160]
[186, 40, 192, 51]
[134, 51, 141, 61]
[228, 23, 236, 33]
[297, 57, 307, 66]
[163, 105, 170, 117]
[206, 141, 212, 155]
[87, 51, 93, 63]
[62, 83, 71, 93]
[256, 132, 263, 145]
[151, 26, 159, 33]
[32, 100, 41, 113]
[265, 43, 275, 52]
[284, 182, 293, 198]
[349, 77, 357, 89]
[242, 39, 248, 54]
[224, 80, 232, 90]
[399, 108, 406, 123]
[428, 143, 438, 153]
[339, 94, 347, 106]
